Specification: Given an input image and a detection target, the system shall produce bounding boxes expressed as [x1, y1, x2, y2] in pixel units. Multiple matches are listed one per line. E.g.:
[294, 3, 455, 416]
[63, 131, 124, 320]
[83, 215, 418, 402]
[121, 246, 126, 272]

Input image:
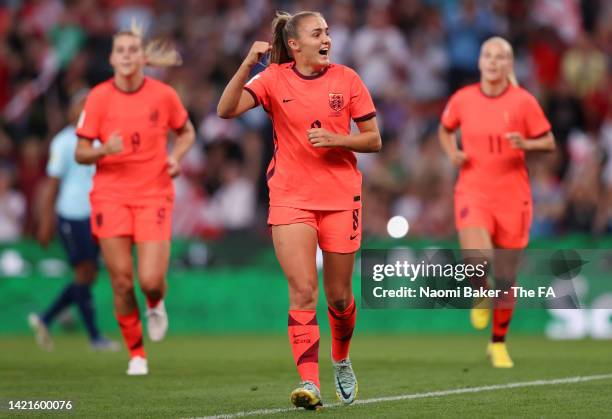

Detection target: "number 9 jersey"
[76, 77, 188, 205]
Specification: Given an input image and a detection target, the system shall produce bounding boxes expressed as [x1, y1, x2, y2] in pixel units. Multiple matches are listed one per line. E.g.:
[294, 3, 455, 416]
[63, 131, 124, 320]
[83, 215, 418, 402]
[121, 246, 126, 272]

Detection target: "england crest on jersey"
[329, 93, 343, 112]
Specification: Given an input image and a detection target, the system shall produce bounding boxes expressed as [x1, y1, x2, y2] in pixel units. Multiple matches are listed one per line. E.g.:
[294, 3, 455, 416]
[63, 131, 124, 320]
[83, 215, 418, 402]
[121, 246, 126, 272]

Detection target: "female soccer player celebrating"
[439, 37, 555, 368]
[75, 24, 195, 375]
[218, 11, 381, 409]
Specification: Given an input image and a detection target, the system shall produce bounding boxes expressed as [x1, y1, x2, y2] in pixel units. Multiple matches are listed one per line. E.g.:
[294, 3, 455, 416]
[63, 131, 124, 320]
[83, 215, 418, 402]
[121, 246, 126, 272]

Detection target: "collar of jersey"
[478, 82, 511, 99]
[291, 62, 330, 80]
[112, 77, 147, 95]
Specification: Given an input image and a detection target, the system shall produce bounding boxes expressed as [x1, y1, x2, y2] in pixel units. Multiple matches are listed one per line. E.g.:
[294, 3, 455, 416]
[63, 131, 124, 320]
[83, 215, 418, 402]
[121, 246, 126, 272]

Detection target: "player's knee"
[327, 296, 351, 312]
[74, 262, 97, 285]
[143, 289, 163, 302]
[140, 281, 164, 300]
[112, 279, 134, 297]
[290, 282, 318, 308]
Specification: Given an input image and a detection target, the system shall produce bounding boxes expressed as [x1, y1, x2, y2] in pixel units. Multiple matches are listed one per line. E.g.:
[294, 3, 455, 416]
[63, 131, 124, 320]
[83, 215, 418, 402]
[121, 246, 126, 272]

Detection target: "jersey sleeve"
[244, 66, 274, 112]
[349, 70, 376, 122]
[46, 134, 68, 179]
[76, 91, 103, 141]
[167, 87, 189, 130]
[441, 92, 461, 130]
[521, 92, 551, 138]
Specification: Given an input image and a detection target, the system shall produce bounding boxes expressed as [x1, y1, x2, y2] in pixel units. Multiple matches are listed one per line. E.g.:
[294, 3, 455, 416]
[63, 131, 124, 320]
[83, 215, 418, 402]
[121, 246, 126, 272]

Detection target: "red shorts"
[91, 200, 173, 242]
[454, 192, 532, 249]
[268, 206, 361, 253]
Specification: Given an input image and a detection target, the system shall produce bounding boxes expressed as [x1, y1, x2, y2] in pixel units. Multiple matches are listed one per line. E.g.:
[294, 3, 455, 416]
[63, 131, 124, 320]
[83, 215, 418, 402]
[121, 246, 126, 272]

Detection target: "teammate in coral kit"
[439, 37, 555, 368]
[75, 24, 195, 376]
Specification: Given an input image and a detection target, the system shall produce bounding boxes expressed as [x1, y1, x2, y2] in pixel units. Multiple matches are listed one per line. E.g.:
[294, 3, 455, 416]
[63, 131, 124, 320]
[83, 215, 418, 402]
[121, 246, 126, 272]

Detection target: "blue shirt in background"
[46, 126, 95, 219]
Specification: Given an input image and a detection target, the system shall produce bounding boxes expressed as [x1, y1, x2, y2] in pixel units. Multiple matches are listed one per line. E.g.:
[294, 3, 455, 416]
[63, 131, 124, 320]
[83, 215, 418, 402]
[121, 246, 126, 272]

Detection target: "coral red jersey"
[441, 83, 551, 201]
[245, 62, 376, 210]
[76, 77, 188, 204]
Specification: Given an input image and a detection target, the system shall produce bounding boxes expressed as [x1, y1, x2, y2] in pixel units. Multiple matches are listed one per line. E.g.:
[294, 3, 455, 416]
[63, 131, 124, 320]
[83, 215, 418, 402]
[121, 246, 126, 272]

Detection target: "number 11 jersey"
[441, 83, 551, 201]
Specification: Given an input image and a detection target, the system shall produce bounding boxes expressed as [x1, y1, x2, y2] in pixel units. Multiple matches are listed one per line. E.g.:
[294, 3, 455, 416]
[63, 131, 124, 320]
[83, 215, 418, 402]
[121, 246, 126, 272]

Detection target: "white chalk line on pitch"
[196, 373, 612, 419]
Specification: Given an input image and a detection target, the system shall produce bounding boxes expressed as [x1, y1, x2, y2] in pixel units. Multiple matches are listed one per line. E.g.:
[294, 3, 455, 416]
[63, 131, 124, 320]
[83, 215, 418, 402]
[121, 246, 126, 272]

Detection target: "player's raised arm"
[217, 41, 271, 119]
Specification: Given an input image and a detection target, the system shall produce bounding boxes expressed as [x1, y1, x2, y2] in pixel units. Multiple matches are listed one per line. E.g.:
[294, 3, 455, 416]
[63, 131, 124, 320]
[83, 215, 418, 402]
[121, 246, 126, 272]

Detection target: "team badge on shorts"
[157, 207, 166, 226]
[96, 213, 103, 227]
[329, 93, 344, 112]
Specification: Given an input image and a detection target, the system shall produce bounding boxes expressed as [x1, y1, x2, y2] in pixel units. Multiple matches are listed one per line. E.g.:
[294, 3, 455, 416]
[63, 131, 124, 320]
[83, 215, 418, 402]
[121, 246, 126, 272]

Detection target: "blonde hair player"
[439, 36, 555, 368]
[75, 22, 195, 376]
[218, 10, 381, 410]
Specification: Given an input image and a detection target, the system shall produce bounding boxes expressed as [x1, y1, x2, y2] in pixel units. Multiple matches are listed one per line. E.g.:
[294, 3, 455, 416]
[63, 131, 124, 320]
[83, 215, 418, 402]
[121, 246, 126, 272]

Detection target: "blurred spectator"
[328, 1, 354, 65]
[0, 0, 609, 242]
[405, 8, 448, 104]
[444, 0, 498, 91]
[16, 137, 45, 236]
[594, 107, 612, 233]
[352, 4, 410, 99]
[0, 163, 25, 242]
[561, 33, 607, 99]
[201, 145, 256, 232]
[531, 0, 582, 44]
[530, 152, 565, 237]
[562, 129, 602, 232]
[528, 26, 563, 91]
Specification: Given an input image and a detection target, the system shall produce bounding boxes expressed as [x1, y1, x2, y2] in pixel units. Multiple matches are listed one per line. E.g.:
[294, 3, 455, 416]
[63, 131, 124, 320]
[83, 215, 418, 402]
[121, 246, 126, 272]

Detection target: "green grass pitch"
[1, 335, 611, 418]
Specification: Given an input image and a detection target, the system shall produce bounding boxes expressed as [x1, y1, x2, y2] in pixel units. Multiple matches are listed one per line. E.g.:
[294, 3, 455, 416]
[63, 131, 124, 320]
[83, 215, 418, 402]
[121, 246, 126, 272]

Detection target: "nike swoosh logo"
[350, 233, 359, 240]
[337, 376, 352, 399]
[282, 99, 294, 103]
[292, 332, 309, 338]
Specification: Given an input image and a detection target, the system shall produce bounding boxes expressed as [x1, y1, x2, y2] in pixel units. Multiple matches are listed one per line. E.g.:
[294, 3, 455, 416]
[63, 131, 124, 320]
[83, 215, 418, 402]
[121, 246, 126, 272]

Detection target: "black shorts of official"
[57, 216, 99, 266]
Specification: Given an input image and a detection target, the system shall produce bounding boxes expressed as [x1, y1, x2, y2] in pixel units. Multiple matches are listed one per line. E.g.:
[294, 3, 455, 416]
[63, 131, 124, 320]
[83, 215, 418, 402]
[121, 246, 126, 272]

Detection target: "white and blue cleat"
[333, 358, 358, 405]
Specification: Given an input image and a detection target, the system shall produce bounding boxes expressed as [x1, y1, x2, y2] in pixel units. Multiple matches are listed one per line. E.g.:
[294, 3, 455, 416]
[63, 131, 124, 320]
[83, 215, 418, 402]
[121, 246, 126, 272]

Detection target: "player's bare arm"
[75, 132, 123, 164]
[167, 119, 196, 177]
[505, 131, 555, 151]
[217, 41, 271, 118]
[438, 124, 468, 167]
[36, 177, 60, 247]
[307, 117, 382, 152]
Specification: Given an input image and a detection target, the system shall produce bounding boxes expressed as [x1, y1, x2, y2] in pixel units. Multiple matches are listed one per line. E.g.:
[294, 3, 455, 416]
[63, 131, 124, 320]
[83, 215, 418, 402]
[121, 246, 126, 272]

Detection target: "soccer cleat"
[146, 300, 168, 342]
[470, 308, 491, 329]
[332, 358, 358, 405]
[126, 356, 148, 375]
[470, 298, 490, 330]
[28, 313, 53, 351]
[290, 381, 322, 410]
[90, 337, 121, 352]
[487, 342, 514, 368]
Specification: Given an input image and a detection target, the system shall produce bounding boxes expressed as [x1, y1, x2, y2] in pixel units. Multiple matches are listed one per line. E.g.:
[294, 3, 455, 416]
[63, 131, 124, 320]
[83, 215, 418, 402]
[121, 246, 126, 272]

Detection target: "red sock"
[288, 310, 320, 388]
[328, 297, 356, 362]
[492, 308, 515, 342]
[492, 278, 516, 342]
[116, 309, 146, 359]
[146, 296, 162, 309]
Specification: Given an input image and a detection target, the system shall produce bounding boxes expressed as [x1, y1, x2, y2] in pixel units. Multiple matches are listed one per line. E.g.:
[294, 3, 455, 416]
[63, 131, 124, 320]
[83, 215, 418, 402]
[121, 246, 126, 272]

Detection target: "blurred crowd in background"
[0, 0, 610, 243]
